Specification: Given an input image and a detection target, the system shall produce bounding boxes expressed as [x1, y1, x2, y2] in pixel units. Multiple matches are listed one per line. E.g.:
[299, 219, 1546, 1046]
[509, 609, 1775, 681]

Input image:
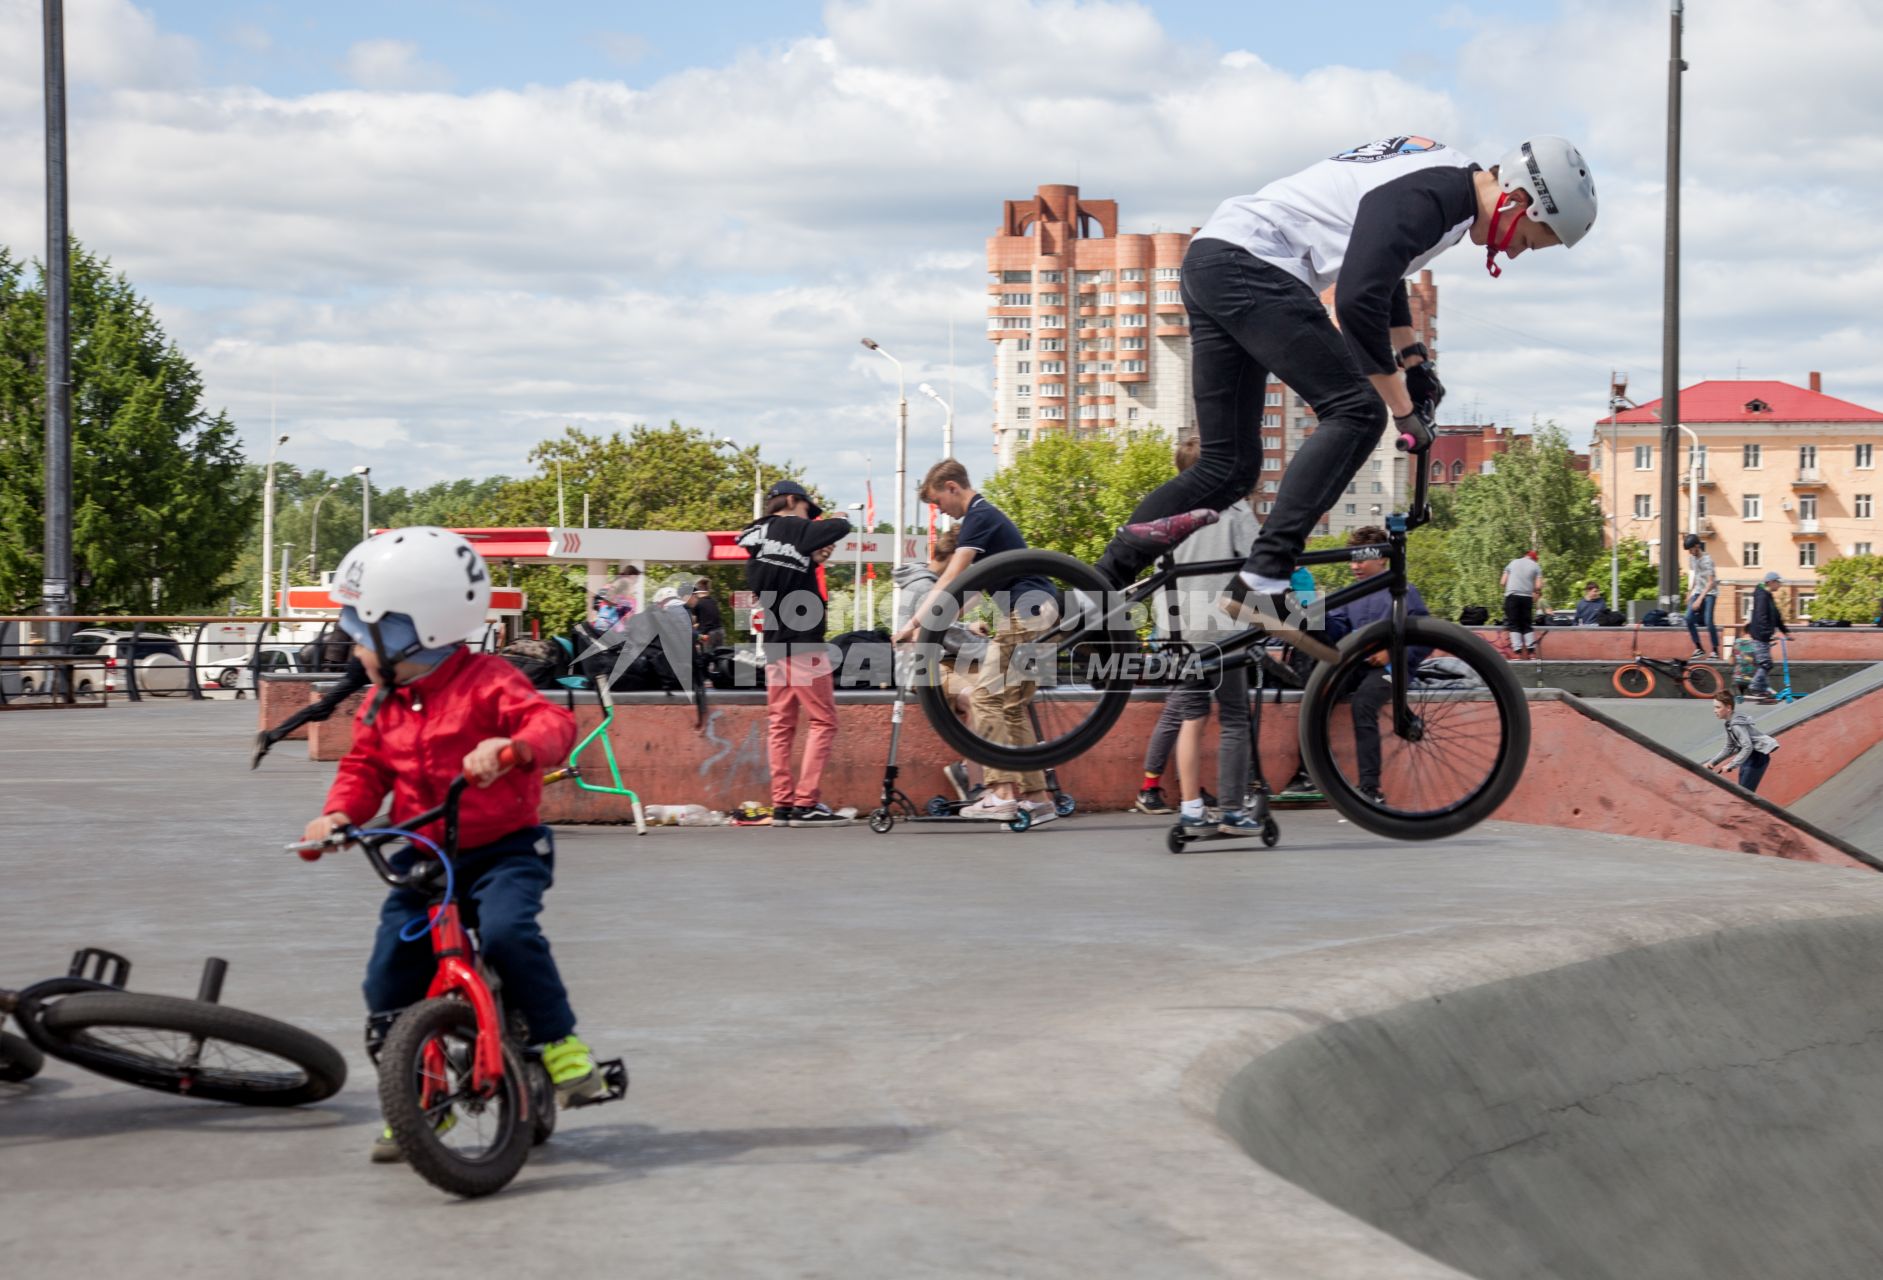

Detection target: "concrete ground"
[6, 700, 1883, 1279]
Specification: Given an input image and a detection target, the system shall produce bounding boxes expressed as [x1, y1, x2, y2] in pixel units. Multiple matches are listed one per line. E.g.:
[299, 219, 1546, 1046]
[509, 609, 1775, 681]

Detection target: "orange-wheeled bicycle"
[1611, 646, 1726, 698]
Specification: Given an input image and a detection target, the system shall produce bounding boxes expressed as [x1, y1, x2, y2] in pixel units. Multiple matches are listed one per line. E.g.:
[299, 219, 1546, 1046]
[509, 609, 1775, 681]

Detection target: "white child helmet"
[1496, 135, 1597, 248]
[331, 527, 491, 651]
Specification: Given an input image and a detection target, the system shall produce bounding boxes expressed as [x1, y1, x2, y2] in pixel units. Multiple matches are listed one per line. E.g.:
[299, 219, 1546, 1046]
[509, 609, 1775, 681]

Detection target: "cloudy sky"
[1, 0, 1878, 515]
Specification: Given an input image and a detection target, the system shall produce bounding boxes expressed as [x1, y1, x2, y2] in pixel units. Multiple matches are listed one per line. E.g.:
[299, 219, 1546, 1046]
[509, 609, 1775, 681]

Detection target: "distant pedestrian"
[1744, 569, 1791, 704]
[1704, 689, 1780, 793]
[1574, 582, 1605, 626]
[1683, 533, 1720, 658]
[689, 577, 725, 653]
[1499, 550, 1542, 659]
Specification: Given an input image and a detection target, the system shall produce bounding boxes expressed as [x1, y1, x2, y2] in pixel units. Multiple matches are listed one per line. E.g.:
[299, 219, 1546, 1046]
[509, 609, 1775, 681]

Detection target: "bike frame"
[1112, 457, 1433, 735]
[418, 904, 507, 1097]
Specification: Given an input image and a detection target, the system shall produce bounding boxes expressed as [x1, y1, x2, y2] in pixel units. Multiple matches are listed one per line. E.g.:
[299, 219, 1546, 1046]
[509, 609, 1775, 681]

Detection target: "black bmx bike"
[1, 948, 346, 1104]
[910, 446, 1530, 841]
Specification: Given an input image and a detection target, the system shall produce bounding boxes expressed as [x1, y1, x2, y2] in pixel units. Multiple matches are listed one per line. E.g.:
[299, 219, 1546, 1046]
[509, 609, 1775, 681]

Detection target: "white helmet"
[1496, 135, 1597, 247]
[331, 527, 491, 651]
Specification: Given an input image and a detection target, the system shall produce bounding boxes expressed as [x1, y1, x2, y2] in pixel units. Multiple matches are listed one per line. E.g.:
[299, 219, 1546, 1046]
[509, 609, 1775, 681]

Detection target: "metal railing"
[0, 615, 339, 708]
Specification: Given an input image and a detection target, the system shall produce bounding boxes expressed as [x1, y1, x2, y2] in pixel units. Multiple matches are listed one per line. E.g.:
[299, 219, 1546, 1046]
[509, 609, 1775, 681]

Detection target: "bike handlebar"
[286, 745, 521, 886]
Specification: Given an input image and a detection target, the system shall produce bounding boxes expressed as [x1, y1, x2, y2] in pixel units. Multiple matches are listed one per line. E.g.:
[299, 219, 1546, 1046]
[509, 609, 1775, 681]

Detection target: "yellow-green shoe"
[541, 1035, 606, 1106]
[370, 1112, 455, 1163]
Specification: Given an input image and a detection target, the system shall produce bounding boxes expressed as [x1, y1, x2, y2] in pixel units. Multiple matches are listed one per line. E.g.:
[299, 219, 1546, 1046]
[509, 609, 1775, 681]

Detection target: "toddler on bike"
[298, 528, 605, 1162]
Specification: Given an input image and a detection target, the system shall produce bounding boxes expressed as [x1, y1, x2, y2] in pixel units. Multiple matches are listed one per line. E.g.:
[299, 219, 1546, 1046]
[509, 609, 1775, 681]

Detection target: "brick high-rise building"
[985, 185, 1195, 469]
[984, 184, 1441, 537]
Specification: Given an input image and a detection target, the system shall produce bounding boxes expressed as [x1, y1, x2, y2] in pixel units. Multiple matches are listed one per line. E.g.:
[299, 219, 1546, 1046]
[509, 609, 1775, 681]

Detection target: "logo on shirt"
[1332, 136, 1445, 164]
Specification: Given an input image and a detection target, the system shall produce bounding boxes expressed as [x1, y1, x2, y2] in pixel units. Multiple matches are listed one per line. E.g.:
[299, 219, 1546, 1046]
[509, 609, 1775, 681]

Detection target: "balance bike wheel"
[379, 997, 533, 1198]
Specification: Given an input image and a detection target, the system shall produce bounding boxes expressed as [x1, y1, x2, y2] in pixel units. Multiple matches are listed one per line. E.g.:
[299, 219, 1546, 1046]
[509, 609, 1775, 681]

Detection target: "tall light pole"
[1657, 0, 1687, 609]
[41, 0, 73, 643]
[259, 432, 290, 618]
[919, 381, 955, 532]
[307, 480, 340, 577]
[716, 437, 762, 520]
[352, 465, 372, 539]
[861, 338, 907, 578]
[847, 502, 866, 631]
[276, 543, 294, 619]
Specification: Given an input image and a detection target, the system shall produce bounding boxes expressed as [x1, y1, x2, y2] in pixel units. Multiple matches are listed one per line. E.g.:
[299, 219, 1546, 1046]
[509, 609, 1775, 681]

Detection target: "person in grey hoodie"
[1703, 688, 1780, 793]
[1157, 435, 1265, 836]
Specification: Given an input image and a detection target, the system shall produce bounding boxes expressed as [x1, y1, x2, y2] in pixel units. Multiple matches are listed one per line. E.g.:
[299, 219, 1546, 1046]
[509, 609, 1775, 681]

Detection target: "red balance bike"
[289, 747, 625, 1198]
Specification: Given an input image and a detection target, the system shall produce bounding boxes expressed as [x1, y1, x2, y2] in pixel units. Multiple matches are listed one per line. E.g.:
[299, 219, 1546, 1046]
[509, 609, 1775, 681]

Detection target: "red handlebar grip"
[497, 744, 519, 769]
[297, 845, 324, 862]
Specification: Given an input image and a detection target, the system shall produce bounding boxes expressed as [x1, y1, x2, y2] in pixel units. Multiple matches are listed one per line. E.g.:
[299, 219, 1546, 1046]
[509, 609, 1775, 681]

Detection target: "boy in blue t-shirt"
[895, 459, 1057, 826]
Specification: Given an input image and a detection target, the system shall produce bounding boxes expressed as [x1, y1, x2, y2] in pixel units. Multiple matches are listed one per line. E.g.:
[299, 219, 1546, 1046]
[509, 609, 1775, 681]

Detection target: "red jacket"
[324, 648, 577, 851]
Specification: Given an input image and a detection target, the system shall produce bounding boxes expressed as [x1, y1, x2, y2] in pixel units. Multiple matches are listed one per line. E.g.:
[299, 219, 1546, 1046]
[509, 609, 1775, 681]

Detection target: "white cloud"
[0, 0, 1877, 508]
[342, 38, 452, 92]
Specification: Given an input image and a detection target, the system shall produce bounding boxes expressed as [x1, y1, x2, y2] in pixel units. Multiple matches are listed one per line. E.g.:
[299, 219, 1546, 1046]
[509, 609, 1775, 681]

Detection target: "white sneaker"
[1020, 801, 1058, 826]
[959, 794, 1018, 819]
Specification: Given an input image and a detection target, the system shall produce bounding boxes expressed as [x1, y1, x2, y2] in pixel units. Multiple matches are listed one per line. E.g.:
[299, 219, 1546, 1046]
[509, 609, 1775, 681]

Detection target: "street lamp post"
[307, 481, 340, 577]
[276, 543, 294, 619]
[847, 502, 866, 631]
[919, 382, 954, 530]
[352, 465, 372, 539]
[861, 339, 907, 579]
[259, 432, 290, 618]
[716, 438, 762, 520]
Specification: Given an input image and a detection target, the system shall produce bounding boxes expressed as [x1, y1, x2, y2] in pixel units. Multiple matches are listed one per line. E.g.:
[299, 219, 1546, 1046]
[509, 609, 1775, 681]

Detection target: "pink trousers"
[765, 651, 838, 807]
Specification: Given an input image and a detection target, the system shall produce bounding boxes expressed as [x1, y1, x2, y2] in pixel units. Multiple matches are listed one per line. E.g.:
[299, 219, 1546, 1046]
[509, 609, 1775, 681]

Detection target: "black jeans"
[1098, 239, 1388, 584]
[1347, 667, 1394, 791]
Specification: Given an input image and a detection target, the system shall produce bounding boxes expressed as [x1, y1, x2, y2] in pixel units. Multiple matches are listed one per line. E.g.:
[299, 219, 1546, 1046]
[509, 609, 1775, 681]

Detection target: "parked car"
[18, 629, 192, 697]
[209, 643, 306, 691]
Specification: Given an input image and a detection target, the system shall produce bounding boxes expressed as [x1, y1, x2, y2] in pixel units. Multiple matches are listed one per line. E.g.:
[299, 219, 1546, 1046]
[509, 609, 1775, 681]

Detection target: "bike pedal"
[67, 947, 131, 988]
[568, 1058, 629, 1108]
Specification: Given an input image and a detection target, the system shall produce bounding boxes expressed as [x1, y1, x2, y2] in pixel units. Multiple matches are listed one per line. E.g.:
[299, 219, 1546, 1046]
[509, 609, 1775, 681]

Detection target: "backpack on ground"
[1458, 605, 1490, 626]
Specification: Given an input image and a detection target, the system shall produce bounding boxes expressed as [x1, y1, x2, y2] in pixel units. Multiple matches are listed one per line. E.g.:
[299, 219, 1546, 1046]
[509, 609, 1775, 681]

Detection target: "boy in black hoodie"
[737, 480, 852, 826]
[1745, 570, 1790, 704]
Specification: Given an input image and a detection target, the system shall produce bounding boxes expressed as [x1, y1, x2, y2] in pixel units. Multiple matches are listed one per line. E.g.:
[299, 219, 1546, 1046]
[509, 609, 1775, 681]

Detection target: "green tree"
[1813, 554, 1883, 623]
[0, 245, 255, 613]
[981, 430, 1176, 562]
[1445, 424, 1604, 612]
[1556, 537, 1659, 610]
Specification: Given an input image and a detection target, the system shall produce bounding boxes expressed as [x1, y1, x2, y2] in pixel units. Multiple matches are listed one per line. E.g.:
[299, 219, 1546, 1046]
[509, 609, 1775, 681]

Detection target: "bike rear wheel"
[379, 997, 533, 1198]
[37, 991, 345, 1105]
[914, 549, 1137, 771]
[1613, 664, 1655, 698]
[1681, 663, 1725, 698]
[1298, 617, 1530, 840]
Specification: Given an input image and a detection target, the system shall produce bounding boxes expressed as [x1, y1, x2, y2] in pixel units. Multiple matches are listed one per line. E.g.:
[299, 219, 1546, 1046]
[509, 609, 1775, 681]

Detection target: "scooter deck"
[1166, 819, 1280, 853]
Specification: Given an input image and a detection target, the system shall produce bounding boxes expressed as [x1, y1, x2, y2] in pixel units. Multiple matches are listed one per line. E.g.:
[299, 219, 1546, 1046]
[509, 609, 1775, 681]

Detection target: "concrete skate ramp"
[1220, 913, 1883, 1280]
[1792, 738, 1883, 854]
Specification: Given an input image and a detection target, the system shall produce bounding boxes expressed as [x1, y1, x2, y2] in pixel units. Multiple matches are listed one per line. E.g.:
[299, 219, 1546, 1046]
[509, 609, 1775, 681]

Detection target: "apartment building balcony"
[1792, 468, 1826, 488]
[1791, 518, 1825, 537]
[1115, 371, 1150, 384]
[1154, 322, 1188, 337]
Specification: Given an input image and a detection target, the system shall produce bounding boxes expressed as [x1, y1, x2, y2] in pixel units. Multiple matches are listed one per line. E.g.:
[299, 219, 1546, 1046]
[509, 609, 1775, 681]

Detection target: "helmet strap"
[360, 616, 422, 726]
[1484, 190, 1525, 278]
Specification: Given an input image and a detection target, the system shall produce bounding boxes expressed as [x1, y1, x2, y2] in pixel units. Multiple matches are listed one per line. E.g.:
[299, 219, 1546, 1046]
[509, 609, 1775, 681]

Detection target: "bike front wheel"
[36, 991, 346, 1105]
[379, 997, 533, 1198]
[1298, 617, 1530, 840]
[914, 549, 1137, 771]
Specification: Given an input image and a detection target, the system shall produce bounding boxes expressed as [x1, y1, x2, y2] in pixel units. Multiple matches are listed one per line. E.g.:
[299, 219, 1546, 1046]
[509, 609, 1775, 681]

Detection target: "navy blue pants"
[362, 825, 577, 1044]
[1737, 751, 1770, 794]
